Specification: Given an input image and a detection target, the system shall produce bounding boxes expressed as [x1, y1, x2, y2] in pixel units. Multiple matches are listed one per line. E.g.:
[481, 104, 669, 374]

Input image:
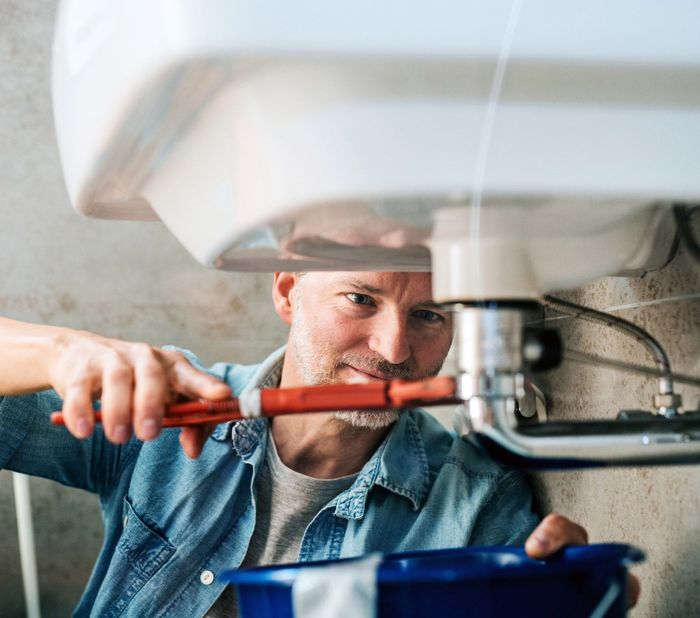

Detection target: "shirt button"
[200, 570, 215, 586]
[123, 515, 129, 528]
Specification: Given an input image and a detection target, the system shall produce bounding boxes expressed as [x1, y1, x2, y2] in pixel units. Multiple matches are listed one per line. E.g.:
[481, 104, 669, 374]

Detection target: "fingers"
[179, 425, 216, 459]
[124, 349, 229, 443]
[524, 515, 641, 609]
[131, 345, 168, 441]
[156, 357, 230, 456]
[525, 513, 588, 559]
[50, 333, 230, 450]
[168, 357, 231, 401]
[61, 381, 96, 439]
[100, 359, 134, 443]
[627, 573, 641, 608]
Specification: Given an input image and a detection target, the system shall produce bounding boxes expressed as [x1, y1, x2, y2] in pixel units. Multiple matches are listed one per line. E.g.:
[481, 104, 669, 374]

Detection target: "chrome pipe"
[542, 295, 681, 416]
[462, 400, 700, 467]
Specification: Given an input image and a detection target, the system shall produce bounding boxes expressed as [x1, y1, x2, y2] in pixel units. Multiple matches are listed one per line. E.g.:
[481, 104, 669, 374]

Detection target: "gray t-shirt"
[206, 432, 358, 617]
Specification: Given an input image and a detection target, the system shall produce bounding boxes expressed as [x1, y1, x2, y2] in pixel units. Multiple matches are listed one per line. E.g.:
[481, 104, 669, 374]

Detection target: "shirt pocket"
[93, 496, 176, 617]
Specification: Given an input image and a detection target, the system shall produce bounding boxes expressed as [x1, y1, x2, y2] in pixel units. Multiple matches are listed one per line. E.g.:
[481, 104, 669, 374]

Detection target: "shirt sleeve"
[162, 345, 257, 394]
[467, 469, 540, 546]
[0, 390, 140, 495]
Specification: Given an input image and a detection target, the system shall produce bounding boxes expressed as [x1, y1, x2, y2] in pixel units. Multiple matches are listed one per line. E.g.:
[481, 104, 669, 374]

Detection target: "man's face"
[280, 272, 453, 428]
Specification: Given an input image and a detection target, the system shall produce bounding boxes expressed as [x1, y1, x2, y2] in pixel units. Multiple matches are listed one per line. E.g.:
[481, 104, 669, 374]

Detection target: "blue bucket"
[221, 543, 643, 618]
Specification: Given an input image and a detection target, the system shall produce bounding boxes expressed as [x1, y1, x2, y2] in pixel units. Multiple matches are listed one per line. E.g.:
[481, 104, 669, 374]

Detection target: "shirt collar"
[332, 411, 430, 519]
[211, 345, 431, 514]
[210, 345, 285, 448]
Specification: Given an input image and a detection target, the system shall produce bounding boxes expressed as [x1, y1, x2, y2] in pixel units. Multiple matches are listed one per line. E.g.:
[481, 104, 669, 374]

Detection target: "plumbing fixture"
[50, 1, 700, 466]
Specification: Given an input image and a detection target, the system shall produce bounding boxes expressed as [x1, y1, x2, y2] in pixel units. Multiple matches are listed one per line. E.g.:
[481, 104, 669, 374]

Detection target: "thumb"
[178, 424, 216, 459]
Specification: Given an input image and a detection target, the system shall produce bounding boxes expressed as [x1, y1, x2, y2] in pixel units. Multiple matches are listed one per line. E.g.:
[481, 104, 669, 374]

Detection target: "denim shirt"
[0, 346, 538, 617]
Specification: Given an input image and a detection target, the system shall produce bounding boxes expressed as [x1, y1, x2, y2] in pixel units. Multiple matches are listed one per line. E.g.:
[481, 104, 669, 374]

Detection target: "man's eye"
[346, 293, 375, 306]
[414, 309, 442, 322]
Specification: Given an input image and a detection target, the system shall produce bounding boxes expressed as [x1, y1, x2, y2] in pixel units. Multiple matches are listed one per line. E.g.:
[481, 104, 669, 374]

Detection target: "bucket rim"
[220, 542, 644, 587]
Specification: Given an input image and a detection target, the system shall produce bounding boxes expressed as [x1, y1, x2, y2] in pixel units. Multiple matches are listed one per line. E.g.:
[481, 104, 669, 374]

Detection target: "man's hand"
[525, 513, 641, 608]
[46, 329, 231, 458]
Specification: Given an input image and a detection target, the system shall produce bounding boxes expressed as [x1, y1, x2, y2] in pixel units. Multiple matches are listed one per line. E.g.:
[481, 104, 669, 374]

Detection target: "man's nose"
[367, 312, 411, 366]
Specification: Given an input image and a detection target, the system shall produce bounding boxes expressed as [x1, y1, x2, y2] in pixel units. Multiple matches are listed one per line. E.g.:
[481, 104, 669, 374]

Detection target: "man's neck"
[270, 413, 391, 479]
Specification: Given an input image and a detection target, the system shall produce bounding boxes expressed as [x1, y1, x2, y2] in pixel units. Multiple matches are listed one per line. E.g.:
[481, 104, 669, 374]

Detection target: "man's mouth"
[344, 365, 398, 383]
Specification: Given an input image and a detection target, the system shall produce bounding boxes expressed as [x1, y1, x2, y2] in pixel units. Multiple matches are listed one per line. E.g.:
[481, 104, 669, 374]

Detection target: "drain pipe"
[12, 472, 41, 618]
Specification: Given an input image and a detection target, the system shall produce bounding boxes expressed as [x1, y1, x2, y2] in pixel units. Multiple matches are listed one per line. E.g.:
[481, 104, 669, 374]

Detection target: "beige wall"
[532, 239, 700, 618]
[1, 2, 699, 617]
[0, 3, 287, 615]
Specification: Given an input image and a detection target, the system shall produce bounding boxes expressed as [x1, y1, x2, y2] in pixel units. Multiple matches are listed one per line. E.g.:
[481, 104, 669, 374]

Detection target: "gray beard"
[330, 408, 399, 430]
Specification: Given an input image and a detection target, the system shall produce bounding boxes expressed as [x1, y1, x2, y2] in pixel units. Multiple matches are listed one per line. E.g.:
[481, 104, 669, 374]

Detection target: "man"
[0, 271, 635, 616]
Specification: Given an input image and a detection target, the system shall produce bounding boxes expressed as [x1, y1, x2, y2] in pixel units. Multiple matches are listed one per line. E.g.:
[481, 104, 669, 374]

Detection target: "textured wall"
[2, 3, 699, 618]
[0, 3, 287, 615]
[532, 236, 700, 618]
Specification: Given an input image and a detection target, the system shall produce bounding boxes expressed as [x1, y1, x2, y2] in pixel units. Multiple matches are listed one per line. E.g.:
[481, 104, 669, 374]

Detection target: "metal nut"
[654, 393, 683, 410]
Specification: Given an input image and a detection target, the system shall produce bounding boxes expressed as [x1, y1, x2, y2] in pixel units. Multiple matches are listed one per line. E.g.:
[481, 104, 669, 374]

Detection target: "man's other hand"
[524, 513, 640, 608]
[48, 331, 230, 457]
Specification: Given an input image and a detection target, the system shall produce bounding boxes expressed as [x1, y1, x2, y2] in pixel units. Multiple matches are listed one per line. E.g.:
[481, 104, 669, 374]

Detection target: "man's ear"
[272, 272, 297, 326]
